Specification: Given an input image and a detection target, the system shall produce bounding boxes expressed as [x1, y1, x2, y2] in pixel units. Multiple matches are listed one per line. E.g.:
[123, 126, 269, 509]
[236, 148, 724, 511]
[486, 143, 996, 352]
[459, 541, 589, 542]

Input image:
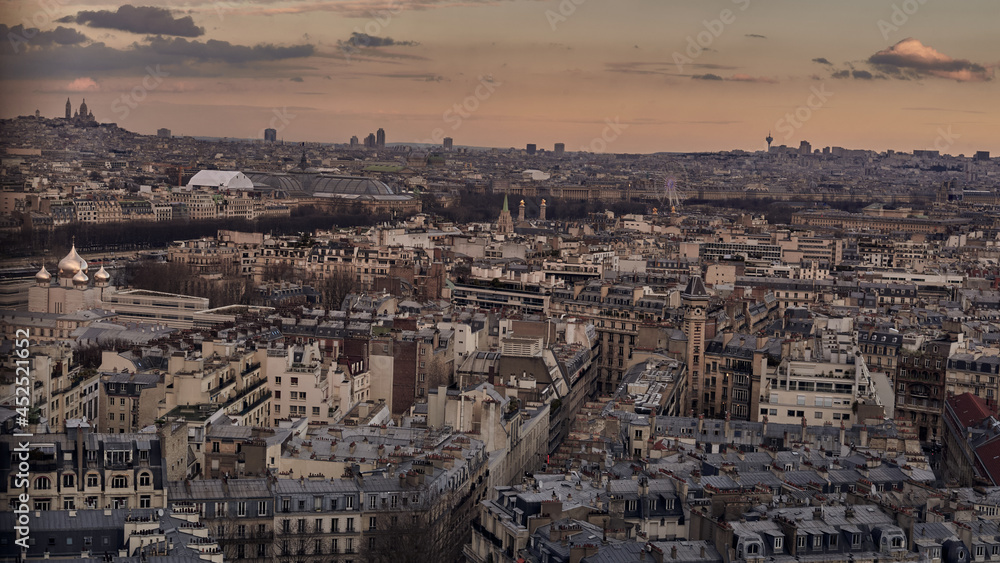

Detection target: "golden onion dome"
[58, 244, 88, 276]
[35, 265, 52, 282]
[72, 270, 89, 285]
[94, 266, 110, 282]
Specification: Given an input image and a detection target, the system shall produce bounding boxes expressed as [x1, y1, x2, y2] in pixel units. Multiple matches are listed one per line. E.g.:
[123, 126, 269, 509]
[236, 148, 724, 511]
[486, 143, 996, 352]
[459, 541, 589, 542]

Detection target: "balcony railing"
[241, 362, 261, 377]
[239, 391, 271, 416]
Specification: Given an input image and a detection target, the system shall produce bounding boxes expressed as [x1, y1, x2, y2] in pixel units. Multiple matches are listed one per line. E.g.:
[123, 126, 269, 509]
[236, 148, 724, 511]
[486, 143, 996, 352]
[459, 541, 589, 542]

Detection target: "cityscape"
[1, 1, 999, 563]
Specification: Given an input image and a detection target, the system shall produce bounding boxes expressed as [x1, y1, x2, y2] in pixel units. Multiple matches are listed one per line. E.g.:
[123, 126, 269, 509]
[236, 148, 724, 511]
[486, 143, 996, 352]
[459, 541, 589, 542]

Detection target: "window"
[35, 477, 51, 490]
[111, 476, 127, 489]
[62, 474, 74, 488]
[797, 536, 806, 548]
[369, 516, 377, 530]
[369, 495, 377, 509]
[291, 377, 299, 386]
[139, 495, 150, 508]
[815, 411, 823, 419]
[829, 535, 838, 548]
[774, 537, 783, 549]
[63, 498, 75, 510]
[976, 546, 985, 557]
[237, 502, 246, 517]
[313, 407, 321, 416]
[346, 496, 354, 509]
[138, 473, 151, 487]
[346, 517, 355, 532]
[852, 533, 861, 546]
[813, 535, 822, 549]
[332, 518, 340, 533]
[258, 501, 268, 516]
[275, 377, 281, 385]
[315, 518, 323, 533]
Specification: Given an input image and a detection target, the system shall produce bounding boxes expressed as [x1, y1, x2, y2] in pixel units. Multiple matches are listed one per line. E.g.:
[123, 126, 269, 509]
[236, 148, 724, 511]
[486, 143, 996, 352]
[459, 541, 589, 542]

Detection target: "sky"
[0, 0, 997, 154]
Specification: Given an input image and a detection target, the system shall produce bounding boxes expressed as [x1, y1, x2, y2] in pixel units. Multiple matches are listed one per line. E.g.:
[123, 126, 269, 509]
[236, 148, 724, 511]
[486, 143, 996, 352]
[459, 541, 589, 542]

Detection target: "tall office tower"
[443, 137, 454, 150]
[376, 128, 386, 148]
[526, 144, 536, 155]
[264, 128, 277, 142]
[554, 143, 565, 156]
[350, 135, 359, 147]
[975, 151, 991, 162]
[799, 140, 812, 155]
[365, 133, 377, 148]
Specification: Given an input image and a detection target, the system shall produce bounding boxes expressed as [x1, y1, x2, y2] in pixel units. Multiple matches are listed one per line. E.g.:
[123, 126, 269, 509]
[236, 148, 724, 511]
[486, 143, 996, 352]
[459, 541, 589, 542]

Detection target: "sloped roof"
[949, 393, 994, 429]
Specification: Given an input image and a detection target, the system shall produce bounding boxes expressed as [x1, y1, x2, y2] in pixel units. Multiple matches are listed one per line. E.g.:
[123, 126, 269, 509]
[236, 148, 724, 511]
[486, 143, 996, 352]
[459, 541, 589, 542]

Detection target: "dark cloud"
[0, 24, 88, 55]
[832, 70, 850, 79]
[0, 37, 315, 78]
[852, 70, 873, 80]
[868, 38, 992, 82]
[691, 73, 777, 84]
[58, 5, 204, 37]
[692, 74, 724, 80]
[290, 76, 304, 82]
[745, 34, 766, 39]
[812, 57, 832, 66]
[344, 32, 418, 48]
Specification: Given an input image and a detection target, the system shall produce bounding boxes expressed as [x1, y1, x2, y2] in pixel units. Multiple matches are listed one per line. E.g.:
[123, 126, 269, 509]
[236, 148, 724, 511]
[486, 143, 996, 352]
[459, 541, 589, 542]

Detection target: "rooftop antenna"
[766, 131, 774, 151]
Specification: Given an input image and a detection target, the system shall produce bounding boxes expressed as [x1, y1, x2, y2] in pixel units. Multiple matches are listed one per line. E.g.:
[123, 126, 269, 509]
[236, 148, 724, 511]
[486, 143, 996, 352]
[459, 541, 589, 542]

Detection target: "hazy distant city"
[1, 1, 999, 563]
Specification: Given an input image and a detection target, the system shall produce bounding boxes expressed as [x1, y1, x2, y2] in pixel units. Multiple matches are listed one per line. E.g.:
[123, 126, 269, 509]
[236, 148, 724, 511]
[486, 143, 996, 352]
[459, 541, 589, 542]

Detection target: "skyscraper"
[376, 128, 386, 148]
[350, 135, 359, 147]
[364, 133, 377, 148]
[65, 98, 71, 119]
[264, 128, 277, 142]
[554, 143, 565, 156]
[526, 144, 536, 155]
[443, 137, 454, 150]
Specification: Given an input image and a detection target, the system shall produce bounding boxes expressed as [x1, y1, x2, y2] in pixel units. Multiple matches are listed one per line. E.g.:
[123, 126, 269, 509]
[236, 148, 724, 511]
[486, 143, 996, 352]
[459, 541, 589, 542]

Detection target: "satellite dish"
[157, 509, 164, 518]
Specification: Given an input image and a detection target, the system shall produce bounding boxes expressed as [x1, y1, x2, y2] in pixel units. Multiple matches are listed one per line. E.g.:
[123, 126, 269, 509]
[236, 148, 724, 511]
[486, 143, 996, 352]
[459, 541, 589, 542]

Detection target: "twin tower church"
[496, 195, 547, 234]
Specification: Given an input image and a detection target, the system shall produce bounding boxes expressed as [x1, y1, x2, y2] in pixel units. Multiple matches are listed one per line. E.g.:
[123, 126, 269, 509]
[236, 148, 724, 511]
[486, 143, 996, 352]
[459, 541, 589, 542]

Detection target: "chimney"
[700, 545, 706, 558]
[860, 425, 868, 448]
[839, 421, 846, 447]
[697, 414, 704, 435]
[801, 416, 808, 442]
[671, 545, 678, 559]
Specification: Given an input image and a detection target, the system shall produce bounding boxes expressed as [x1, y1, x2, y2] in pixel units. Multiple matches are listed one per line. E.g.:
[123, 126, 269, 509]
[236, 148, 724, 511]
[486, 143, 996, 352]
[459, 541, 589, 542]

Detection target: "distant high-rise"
[264, 128, 277, 142]
[799, 140, 812, 156]
[376, 128, 386, 148]
[554, 143, 565, 156]
[443, 137, 454, 150]
[364, 133, 377, 148]
[975, 151, 991, 162]
[65, 98, 71, 119]
[157, 128, 171, 138]
[350, 135, 359, 147]
[526, 144, 536, 155]
[766, 131, 773, 151]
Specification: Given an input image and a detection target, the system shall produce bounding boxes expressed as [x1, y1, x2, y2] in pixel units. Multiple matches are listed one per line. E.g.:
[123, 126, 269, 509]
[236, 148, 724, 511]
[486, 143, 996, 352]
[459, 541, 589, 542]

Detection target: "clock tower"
[682, 275, 710, 417]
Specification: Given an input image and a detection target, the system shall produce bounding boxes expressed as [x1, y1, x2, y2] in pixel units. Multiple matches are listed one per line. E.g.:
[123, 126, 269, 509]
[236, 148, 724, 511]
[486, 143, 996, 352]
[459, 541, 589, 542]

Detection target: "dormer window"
[774, 537, 784, 550]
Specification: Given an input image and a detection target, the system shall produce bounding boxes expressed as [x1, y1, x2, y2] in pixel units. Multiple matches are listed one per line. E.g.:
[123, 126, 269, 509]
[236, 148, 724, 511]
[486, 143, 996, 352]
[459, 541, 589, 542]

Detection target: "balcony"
[231, 378, 267, 404]
[241, 362, 261, 377]
[239, 391, 271, 416]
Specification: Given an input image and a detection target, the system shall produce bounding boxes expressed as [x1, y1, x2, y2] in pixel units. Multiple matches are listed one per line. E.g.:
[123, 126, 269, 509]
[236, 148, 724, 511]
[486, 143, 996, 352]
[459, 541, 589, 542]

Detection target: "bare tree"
[316, 269, 358, 310]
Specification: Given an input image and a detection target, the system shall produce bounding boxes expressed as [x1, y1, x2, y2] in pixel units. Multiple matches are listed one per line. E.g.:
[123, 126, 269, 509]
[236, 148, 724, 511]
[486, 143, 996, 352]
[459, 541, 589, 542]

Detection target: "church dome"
[58, 244, 88, 277]
[94, 266, 110, 282]
[72, 270, 89, 285]
[35, 265, 51, 282]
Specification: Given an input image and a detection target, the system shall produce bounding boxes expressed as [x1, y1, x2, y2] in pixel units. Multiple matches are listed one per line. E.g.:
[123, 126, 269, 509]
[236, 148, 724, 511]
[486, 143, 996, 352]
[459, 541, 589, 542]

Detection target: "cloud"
[606, 61, 737, 77]
[58, 5, 204, 37]
[0, 37, 315, 78]
[832, 70, 850, 79]
[868, 38, 992, 82]
[852, 70, 874, 80]
[812, 57, 832, 66]
[693, 73, 777, 84]
[0, 24, 88, 55]
[182, 0, 550, 18]
[290, 76, 304, 82]
[745, 34, 766, 39]
[344, 32, 418, 48]
[66, 77, 100, 91]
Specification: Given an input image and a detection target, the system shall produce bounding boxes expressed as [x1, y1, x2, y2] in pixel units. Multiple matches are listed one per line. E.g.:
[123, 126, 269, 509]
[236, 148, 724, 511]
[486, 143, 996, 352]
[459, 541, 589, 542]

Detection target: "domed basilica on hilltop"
[28, 243, 112, 314]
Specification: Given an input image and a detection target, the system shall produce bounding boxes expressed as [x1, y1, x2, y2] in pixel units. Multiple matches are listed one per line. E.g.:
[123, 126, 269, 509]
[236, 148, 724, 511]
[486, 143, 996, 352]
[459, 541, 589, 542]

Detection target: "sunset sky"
[0, 0, 997, 154]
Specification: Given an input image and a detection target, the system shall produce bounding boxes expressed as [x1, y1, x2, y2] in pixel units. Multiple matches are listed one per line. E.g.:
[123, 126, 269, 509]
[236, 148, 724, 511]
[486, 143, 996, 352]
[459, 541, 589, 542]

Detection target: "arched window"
[138, 472, 151, 487]
[111, 475, 128, 489]
[35, 477, 51, 490]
